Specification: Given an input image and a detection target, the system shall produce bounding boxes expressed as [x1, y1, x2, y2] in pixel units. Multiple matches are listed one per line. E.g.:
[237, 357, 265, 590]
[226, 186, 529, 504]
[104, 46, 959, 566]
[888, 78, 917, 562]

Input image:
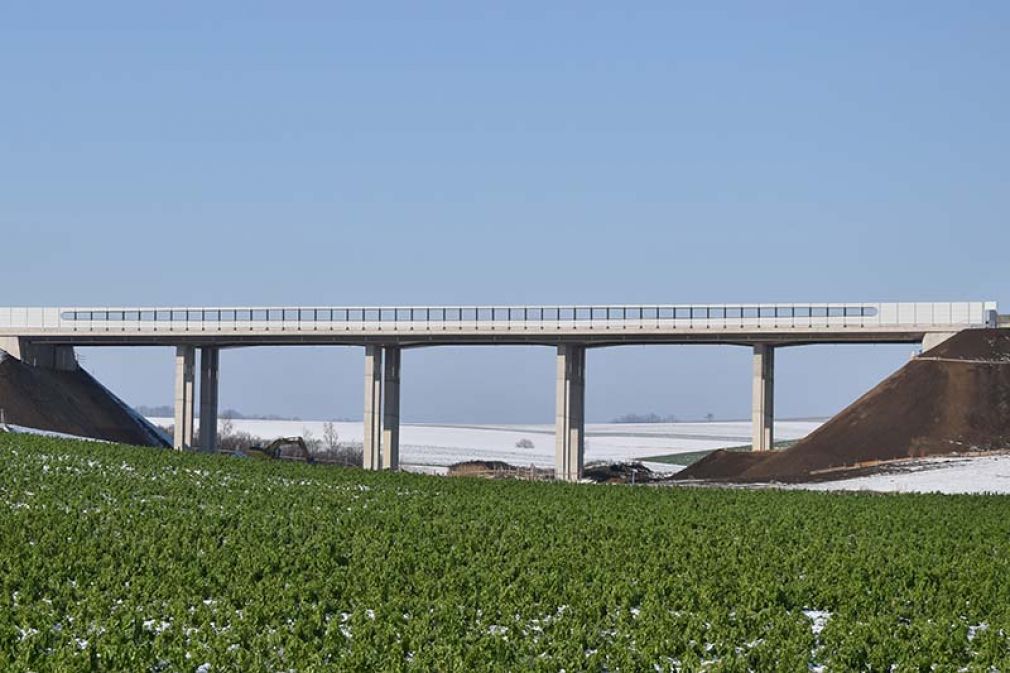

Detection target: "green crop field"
[3, 433, 1010, 672]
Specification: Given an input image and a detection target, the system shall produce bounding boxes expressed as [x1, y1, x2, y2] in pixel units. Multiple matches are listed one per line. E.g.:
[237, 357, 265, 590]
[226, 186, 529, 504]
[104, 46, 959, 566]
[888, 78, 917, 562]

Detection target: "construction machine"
[243, 437, 314, 463]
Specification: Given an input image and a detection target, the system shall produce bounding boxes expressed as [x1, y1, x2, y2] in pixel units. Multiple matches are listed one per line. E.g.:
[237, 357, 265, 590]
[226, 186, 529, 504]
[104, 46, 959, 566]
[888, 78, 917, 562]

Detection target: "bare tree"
[322, 421, 340, 451]
[301, 427, 322, 452]
[215, 418, 268, 453]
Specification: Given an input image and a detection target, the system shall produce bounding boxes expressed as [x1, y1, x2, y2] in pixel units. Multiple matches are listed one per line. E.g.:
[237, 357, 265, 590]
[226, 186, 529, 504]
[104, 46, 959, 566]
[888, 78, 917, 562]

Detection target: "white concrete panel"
[951, 303, 970, 324]
[42, 308, 59, 328]
[969, 302, 984, 324]
[902, 304, 917, 323]
[933, 303, 952, 325]
[9, 308, 28, 328]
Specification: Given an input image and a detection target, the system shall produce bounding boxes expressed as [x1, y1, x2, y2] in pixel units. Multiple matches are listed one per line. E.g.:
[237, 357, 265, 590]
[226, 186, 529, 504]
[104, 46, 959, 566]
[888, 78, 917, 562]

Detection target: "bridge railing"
[0, 302, 998, 332]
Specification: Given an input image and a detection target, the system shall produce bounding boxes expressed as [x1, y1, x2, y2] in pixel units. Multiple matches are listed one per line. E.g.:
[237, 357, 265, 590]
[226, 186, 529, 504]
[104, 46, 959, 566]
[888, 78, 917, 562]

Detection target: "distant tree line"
[137, 405, 355, 422]
[611, 412, 716, 423]
[611, 413, 679, 423]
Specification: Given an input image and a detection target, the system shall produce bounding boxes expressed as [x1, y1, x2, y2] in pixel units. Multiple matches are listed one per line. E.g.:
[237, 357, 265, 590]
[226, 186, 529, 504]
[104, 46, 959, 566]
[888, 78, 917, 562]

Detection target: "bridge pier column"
[752, 344, 774, 451]
[381, 346, 401, 470]
[199, 347, 220, 452]
[555, 344, 586, 482]
[363, 345, 383, 470]
[173, 346, 196, 450]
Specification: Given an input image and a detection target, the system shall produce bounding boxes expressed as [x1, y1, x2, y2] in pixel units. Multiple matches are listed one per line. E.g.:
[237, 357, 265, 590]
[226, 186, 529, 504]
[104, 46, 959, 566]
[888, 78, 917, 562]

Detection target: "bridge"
[0, 301, 999, 480]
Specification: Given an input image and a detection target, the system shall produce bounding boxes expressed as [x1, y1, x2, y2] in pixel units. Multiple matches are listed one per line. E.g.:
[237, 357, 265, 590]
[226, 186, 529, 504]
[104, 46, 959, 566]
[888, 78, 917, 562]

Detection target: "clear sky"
[2, 2, 1007, 422]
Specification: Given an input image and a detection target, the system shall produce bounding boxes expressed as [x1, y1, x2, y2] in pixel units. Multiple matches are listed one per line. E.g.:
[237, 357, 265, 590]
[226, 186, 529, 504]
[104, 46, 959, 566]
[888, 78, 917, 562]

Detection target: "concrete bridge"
[0, 301, 999, 480]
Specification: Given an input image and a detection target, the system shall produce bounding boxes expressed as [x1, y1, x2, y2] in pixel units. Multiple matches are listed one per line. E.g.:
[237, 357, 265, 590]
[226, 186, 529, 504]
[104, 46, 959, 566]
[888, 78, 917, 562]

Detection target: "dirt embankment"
[676, 329, 1010, 483]
[672, 451, 772, 481]
[0, 354, 169, 447]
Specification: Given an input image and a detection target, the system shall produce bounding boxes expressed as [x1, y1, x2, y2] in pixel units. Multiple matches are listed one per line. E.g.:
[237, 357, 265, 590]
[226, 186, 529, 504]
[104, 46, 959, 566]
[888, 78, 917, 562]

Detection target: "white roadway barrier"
[0, 302, 999, 334]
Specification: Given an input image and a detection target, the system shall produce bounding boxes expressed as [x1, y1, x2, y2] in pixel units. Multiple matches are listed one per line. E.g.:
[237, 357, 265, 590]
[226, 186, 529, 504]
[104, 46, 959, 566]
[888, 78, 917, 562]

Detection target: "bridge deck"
[0, 302, 998, 347]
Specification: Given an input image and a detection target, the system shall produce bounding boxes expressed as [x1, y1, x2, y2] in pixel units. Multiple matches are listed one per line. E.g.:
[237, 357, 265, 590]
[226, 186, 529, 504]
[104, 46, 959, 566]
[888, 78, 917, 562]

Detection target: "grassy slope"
[641, 440, 799, 466]
[2, 434, 1010, 671]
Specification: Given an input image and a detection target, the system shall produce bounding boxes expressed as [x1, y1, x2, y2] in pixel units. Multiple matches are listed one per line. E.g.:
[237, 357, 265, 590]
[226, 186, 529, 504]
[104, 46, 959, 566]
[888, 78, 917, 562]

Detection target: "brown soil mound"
[920, 329, 1010, 361]
[0, 354, 169, 447]
[447, 460, 551, 480]
[448, 460, 514, 476]
[674, 450, 773, 481]
[676, 328, 1010, 483]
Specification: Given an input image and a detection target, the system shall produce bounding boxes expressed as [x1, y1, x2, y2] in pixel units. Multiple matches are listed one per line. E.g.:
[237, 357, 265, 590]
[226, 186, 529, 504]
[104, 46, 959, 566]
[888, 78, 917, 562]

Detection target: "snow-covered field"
[788, 455, 1010, 495]
[147, 417, 822, 475]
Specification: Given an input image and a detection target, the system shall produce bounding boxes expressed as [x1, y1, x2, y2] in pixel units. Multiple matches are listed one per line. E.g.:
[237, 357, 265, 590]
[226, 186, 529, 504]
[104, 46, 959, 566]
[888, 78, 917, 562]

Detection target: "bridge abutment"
[921, 331, 958, 353]
[0, 337, 77, 371]
[173, 346, 196, 450]
[752, 344, 774, 451]
[555, 344, 586, 482]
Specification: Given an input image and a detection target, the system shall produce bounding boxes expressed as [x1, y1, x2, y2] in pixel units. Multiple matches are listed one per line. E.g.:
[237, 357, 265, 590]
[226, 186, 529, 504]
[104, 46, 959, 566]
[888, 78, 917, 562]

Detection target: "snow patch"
[5, 424, 109, 442]
[802, 609, 831, 635]
[968, 623, 988, 641]
[790, 455, 1010, 494]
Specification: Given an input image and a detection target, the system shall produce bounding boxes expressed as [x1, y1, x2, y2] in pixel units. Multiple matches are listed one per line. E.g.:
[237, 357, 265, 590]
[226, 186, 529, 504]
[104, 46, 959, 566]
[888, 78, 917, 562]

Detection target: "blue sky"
[2, 2, 1007, 422]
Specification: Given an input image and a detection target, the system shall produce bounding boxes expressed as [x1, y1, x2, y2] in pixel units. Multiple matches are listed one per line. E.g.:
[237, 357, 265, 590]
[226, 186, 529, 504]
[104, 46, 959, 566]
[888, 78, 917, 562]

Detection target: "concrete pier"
[381, 346, 401, 470]
[173, 346, 196, 450]
[363, 345, 383, 470]
[555, 344, 586, 482]
[752, 344, 774, 451]
[198, 347, 220, 452]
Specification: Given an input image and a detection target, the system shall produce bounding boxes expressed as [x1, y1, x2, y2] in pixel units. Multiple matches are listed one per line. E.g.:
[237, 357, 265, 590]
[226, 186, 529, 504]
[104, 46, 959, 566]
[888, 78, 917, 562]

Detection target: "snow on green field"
[147, 418, 822, 473]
